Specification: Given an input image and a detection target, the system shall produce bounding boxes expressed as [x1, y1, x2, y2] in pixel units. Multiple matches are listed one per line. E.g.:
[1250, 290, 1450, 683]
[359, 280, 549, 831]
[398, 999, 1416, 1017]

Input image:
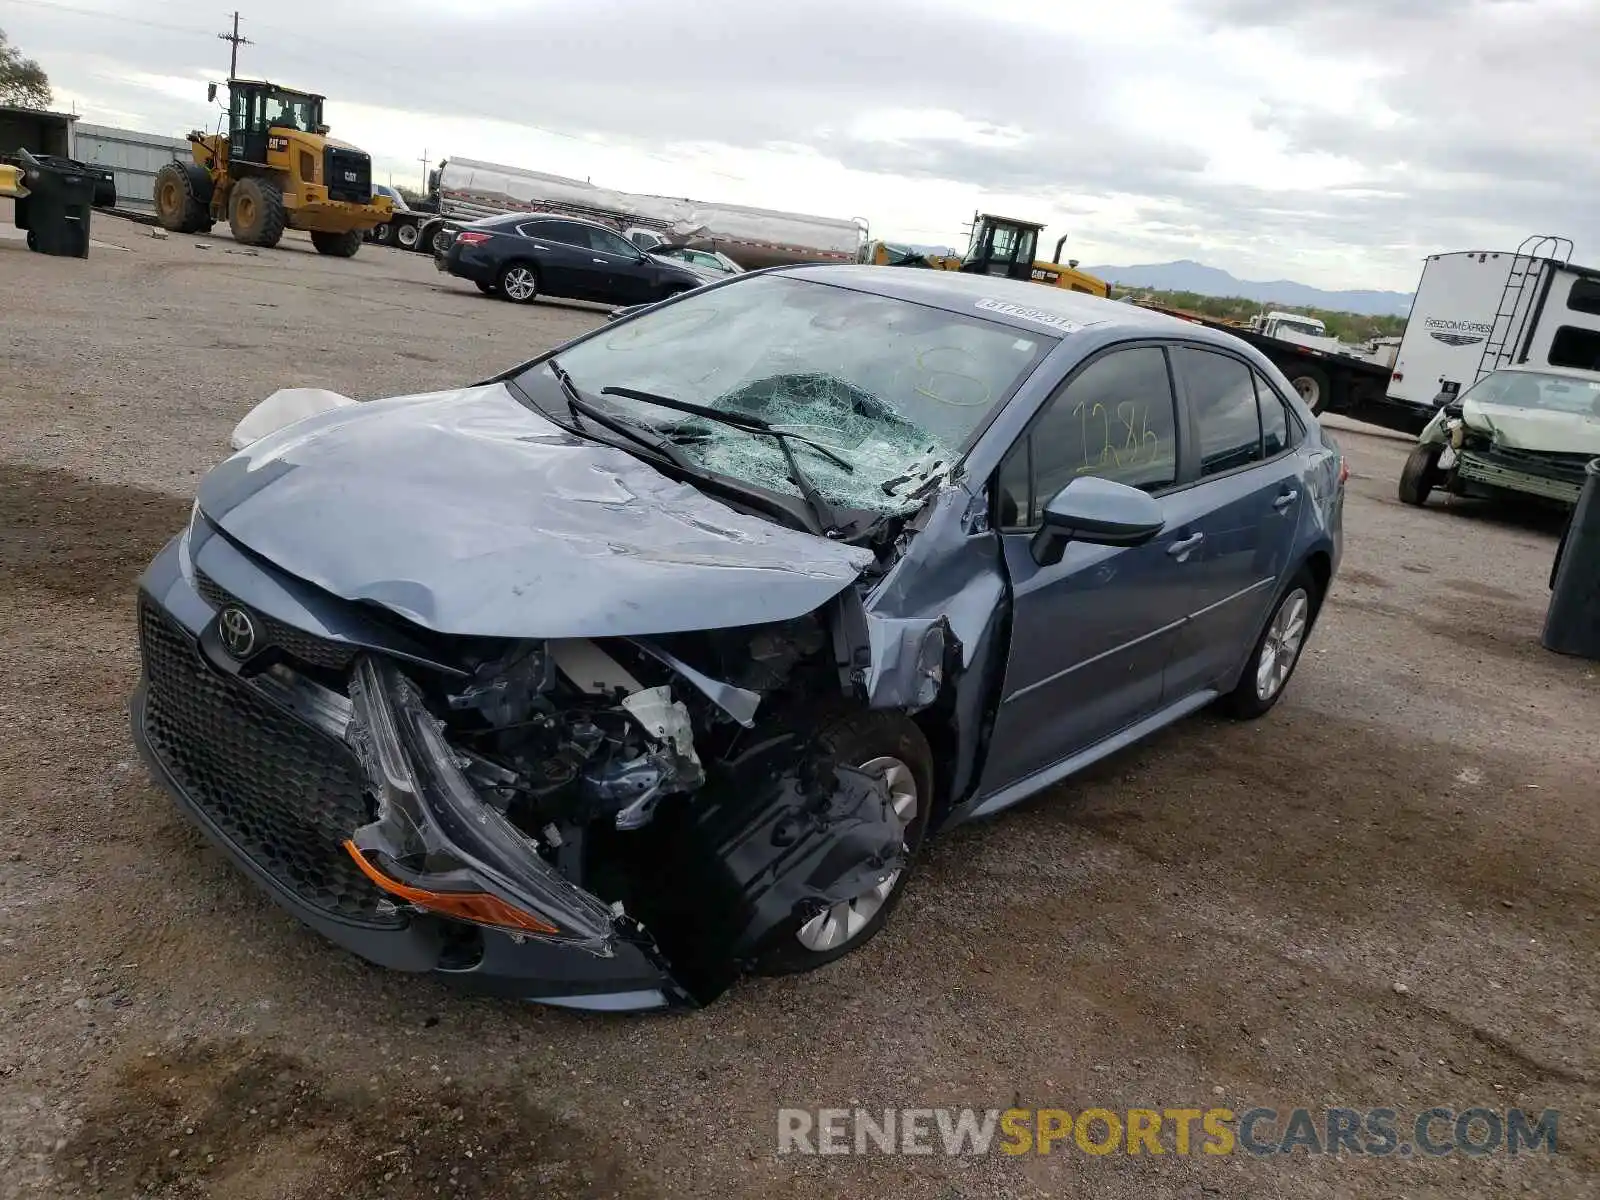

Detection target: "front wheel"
[756, 710, 933, 975]
[1219, 569, 1319, 720]
[396, 222, 420, 250]
[310, 229, 363, 258]
[1398, 442, 1443, 506]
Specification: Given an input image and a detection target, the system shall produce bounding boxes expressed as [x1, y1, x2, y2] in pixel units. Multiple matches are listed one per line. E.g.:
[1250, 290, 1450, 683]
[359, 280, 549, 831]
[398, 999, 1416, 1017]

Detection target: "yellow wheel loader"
[865, 213, 1109, 297]
[154, 79, 392, 256]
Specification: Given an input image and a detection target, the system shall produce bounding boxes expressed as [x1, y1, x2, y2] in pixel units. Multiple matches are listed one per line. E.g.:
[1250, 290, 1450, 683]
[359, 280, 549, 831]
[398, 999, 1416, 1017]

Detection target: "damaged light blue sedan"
[132, 267, 1345, 1011]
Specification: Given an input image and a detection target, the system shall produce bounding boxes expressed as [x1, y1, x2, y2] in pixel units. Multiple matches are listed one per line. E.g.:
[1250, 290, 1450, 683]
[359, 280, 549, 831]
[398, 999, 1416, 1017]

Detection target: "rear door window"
[1255, 373, 1296, 457]
[1178, 348, 1263, 476]
[537, 221, 593, 248]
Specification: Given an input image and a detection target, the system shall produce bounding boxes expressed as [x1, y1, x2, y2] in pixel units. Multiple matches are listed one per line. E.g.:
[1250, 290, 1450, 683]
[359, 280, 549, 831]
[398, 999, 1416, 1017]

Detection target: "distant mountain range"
[1082, 259, 1413, 317]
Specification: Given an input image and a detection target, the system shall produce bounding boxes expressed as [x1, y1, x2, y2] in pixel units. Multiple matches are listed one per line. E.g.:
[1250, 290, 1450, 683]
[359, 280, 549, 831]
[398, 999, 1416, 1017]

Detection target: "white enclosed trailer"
[1388, 236, 1600, 423]
[412, 157, 868, 270]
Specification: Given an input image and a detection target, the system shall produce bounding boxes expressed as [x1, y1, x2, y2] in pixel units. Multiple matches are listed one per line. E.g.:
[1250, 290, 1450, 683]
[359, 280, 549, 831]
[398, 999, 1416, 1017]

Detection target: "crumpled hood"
[1462, 397, 1600, 455]
[196, 383, 874, 639]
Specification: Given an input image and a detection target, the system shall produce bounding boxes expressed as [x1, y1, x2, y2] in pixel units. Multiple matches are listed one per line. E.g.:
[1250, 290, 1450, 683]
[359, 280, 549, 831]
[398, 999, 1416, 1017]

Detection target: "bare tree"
[0, 28, 52, 110]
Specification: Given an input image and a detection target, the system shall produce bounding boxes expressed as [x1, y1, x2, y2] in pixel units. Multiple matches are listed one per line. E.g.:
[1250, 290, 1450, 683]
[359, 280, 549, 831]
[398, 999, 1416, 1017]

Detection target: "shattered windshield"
[1466, 370, 1600, 417]
[535, 275, 1053, 514]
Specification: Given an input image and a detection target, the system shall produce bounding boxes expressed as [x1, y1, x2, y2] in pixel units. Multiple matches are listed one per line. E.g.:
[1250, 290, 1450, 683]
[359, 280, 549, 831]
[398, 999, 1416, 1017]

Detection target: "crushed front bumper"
[130, 535, 687, 1011]
[1457, 449, 1585, 505]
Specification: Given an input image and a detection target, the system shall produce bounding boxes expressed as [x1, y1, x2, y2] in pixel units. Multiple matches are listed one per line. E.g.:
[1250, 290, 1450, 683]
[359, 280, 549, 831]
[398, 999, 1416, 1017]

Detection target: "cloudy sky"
[8, 0, 1594, 291]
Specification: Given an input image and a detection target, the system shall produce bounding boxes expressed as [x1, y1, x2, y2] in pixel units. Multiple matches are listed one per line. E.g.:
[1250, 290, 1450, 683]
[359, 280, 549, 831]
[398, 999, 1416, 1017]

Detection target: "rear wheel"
[1398, 442, 1444, 506]
[1220, 568, 1319, 720]
[153, 161, 213, 234]
[756, 710, 933, 974]
[228, 176, 286, 248]
[496, 262, 540, 303]
[1288, 364, 1333, 415]
[396, 221, 420, 250]
[310, 229, 364, 258]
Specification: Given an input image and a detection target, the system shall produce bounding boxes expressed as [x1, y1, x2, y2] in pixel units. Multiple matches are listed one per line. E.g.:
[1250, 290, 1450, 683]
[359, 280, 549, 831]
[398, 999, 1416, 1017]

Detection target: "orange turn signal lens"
[343, 841, 559, 935]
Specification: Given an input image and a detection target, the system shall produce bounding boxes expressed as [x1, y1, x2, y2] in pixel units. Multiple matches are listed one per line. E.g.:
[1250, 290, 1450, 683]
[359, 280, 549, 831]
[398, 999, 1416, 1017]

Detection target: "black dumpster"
[1543, 458, 1600, 659]
[12, 148, 96, 257]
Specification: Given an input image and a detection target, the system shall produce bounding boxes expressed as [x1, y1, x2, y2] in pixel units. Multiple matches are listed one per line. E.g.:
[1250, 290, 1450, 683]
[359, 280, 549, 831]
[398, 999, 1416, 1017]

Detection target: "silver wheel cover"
[502, 267, 537, 301]
[1256, 587, 1310, 701]
[794, 756, 918, 953]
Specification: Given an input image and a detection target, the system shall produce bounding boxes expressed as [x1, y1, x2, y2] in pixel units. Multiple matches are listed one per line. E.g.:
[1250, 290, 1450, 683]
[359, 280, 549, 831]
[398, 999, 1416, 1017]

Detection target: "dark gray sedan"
[132, 267, 1345, 1010]
[438, 212, 713, 306]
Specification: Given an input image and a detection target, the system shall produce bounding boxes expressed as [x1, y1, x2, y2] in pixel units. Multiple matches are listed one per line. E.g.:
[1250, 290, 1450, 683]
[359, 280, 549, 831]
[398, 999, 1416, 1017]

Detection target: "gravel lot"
[2, 210, 1597, 1199]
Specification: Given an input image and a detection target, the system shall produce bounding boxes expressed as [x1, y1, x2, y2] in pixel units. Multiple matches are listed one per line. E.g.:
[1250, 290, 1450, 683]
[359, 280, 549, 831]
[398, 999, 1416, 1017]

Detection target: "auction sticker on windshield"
[974, 298, 1081, 333]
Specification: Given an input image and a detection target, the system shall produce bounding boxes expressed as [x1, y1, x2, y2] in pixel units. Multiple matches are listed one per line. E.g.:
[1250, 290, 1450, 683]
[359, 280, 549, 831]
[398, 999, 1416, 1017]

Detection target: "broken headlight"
[346, 656, 619, 947]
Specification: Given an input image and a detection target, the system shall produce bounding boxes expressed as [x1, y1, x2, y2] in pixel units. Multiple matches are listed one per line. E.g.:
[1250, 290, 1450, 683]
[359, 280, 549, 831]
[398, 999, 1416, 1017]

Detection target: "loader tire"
[154, 161, 213, 234]
[311, 229, 364, 258]
[228, 176, 286, 248]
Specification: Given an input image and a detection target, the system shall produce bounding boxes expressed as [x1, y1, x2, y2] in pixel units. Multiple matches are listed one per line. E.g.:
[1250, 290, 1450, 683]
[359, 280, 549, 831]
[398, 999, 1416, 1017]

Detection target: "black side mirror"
[1031, 477, 1165, 566]
[207, 83, 218, 103]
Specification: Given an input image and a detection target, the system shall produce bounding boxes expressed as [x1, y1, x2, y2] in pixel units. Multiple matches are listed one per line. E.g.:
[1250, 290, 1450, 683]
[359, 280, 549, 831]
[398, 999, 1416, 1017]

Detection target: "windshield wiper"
[600, 385, 851, 534]
[546, 358, 694, 472]
[599, 386, 855, 472]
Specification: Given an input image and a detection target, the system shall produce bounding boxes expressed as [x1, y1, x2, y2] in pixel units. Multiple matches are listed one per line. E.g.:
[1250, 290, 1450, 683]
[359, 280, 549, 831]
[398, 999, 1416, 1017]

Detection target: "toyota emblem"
[217, 606, 258, 659]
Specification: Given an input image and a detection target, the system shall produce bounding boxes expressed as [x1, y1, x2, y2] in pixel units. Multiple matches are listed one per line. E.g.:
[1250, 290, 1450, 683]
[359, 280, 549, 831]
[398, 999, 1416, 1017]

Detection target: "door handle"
[592, 257, 607, 263]
[1167, 532, 1205, 558]
[531, 244, 549, 251]
[1273, 490, 1300, 511]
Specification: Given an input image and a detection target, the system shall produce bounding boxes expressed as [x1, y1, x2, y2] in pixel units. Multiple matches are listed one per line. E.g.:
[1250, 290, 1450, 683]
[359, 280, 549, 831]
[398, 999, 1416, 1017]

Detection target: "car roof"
[507, 212, 628, 234]
[774, 264, 1223, 342]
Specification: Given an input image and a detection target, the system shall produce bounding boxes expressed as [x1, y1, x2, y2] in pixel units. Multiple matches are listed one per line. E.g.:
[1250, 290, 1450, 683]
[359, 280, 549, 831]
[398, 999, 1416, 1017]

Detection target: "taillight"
[454, 231, 490, 246]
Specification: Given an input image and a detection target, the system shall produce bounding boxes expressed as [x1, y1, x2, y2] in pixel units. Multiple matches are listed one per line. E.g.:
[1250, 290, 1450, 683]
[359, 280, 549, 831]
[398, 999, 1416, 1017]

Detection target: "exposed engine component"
[445, 638, 704, 833]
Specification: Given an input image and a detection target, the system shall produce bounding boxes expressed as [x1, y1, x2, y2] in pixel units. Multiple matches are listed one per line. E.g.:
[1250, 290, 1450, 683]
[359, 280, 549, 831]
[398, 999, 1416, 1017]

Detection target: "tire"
[1398, 442, 1443, 507]
[1287, 364, 1333, 415]
[496, 261, 540, 303]
[1219, 568, 1320, 720]
[755, 710, 934, 975]
[396, 221, 420, 250]
[154, 160, 213, 234]
[424, 222, 452, 255]
[475, 280, 498, 295]
[227, 176, 286, 248]
[310, 229, 364, 258]
[372, 223, 392, 244]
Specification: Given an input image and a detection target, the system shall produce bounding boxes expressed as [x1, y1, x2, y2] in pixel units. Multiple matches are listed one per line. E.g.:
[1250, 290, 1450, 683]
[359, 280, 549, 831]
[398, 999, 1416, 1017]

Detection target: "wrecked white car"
[1399, 366, 1600, 509]
[132, 267, 1344, 1010]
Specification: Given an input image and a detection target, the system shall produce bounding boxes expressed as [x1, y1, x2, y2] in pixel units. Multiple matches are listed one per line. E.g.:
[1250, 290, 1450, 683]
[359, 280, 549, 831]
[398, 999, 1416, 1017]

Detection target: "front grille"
[1470, 443, 1595, 485]
[194, 571, 356, 672]
[1458, 451, 1584, 503]
[324, 146, 372, 204]
[138, 599, 400, 927]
